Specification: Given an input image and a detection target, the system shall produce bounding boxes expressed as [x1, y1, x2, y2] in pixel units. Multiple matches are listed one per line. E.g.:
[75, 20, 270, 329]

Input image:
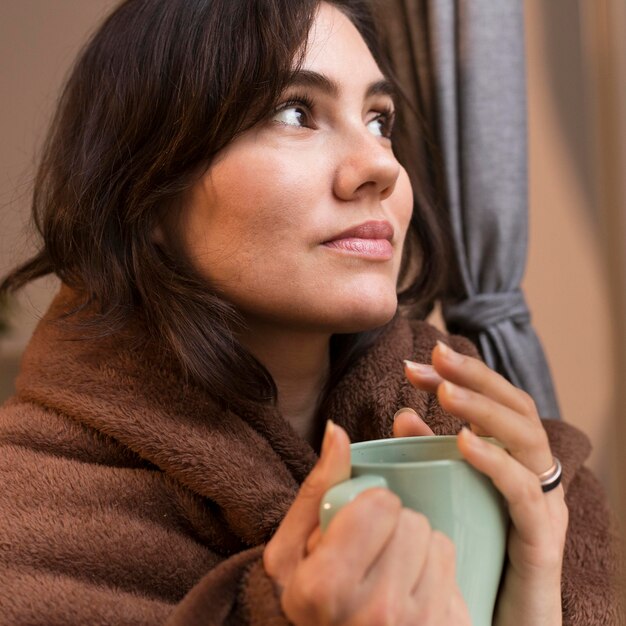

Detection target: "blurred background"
[1, 0, 624, 572]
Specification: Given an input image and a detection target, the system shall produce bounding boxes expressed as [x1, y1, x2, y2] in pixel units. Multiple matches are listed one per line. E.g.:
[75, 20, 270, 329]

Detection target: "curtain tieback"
[442, 290, 531, 332]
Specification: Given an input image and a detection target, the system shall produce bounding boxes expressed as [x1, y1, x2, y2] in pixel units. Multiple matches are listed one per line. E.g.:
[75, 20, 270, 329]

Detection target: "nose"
[332, 127, 401, 202]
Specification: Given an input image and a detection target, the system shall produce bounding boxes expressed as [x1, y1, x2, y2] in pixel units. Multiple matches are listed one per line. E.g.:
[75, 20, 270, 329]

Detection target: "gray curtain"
[378, 0, 561, 419]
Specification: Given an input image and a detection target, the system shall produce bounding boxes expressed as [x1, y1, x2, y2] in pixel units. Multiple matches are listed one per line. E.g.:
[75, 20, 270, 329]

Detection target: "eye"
[367, 108, 396, 139]
[272, 96, 314, 129]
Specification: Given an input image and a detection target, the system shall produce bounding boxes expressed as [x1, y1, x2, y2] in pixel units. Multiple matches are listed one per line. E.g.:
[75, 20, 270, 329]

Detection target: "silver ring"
[538, 457, 562, 493]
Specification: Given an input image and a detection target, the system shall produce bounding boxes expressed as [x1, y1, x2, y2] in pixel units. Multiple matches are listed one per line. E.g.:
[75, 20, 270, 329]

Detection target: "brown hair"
[1, 0, 449, 406]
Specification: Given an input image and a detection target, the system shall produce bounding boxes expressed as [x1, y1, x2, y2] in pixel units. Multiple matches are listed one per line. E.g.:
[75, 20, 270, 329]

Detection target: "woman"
[0, 0, 620, 624]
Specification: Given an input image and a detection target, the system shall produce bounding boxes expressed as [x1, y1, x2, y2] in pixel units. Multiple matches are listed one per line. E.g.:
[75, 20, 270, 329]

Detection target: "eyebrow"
[285, 69, 397, 102]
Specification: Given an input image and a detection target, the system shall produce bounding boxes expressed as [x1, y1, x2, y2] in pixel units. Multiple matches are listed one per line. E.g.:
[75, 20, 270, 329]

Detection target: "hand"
[400, 341, 568, 626]
[263, 421, 471, 625]
[392, 406, 435, 437]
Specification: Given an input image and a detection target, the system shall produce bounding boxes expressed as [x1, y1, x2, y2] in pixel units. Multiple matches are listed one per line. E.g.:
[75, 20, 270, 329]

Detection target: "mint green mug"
[320, 436, 509, 626]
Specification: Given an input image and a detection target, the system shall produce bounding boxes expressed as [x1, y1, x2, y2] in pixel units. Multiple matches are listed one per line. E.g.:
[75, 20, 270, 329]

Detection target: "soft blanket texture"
[0, 289, 622, 625]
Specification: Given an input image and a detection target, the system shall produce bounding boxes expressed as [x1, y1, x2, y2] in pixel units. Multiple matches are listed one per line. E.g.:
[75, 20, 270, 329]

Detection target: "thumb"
[265, 421, 350, 580]
[393, 408, 435, 437]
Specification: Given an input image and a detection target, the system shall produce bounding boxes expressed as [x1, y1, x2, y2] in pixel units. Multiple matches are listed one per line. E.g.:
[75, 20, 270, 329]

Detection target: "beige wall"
[0, 2, 622, 496]
[0, 1, 117, 359]
[579, 0, 626, 603]
[524, 0, 616, 485]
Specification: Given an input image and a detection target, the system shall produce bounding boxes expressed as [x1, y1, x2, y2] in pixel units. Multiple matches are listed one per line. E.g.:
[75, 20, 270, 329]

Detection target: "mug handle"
[319, 474, 389, 532]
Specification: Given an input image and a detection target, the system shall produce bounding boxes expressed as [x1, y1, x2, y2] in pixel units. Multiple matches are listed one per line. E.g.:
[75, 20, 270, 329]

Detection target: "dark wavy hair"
[0, 0, 449, 407]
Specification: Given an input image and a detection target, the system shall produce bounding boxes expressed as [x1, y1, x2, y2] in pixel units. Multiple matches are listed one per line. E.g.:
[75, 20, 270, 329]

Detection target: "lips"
[322, 220, 394, 261]
[324, 220, 394, 243]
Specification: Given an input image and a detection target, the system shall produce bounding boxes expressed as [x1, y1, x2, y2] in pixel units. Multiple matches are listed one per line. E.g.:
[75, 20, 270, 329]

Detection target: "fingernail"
[460, 426, 484, 448]
[403, 360, 436, 376]
[321, 419, 335, 458]
[441, 380, 468, 400]
[436, 340, 463, 364]
[393, 407, 418, 420]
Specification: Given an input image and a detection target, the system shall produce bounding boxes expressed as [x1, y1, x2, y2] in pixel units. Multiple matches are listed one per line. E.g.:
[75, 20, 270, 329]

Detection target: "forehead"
[301, 3, 385, 85]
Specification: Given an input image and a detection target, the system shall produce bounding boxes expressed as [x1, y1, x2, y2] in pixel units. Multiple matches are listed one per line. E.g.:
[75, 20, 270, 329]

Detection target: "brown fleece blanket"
[0, 289, 622, 625]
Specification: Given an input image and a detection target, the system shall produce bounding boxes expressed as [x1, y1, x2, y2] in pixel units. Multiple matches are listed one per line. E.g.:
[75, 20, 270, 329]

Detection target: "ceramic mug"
[319, 435, 509, 626]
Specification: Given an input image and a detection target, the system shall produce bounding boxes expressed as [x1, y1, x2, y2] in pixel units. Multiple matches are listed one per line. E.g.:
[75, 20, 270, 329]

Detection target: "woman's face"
[177, 2, 413, 334]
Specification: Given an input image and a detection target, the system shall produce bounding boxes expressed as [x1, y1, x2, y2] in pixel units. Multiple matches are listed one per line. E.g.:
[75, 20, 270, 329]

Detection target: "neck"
[237, 320, 331, 447]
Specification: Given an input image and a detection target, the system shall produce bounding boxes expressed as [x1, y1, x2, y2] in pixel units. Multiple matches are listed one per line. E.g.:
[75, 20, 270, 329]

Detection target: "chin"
[237, 280, 400, 334]
[321, 293, 399, 334]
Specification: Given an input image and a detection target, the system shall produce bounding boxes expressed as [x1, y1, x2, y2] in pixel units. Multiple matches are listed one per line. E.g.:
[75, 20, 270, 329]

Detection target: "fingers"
[281, 489, 406, 622]
[410, 530, 460, 623]
[457, 428, 566, 570]
[393, 408, 435, 437]
[264, 421, 351, 585]
[343, 512, 469, 626]
[404, 341, 536, 419]
[305, 526, 322, 555]
[403, 359, 487, 436]
[447, 587, 472, 625]
[402, 361, 443, 393]
[361, 509, 431, 599]
[432, 341, 536, 418]
[404, 342, 553, 470]
[438, 381, 552, 473]
[318, 488, 403, 580]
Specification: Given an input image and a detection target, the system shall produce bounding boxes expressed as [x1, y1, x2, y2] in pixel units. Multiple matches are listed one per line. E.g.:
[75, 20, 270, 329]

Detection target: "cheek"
[207, 148, 322, 242]
[394, 168, 414, 236]
[182, 146, 329, 292]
